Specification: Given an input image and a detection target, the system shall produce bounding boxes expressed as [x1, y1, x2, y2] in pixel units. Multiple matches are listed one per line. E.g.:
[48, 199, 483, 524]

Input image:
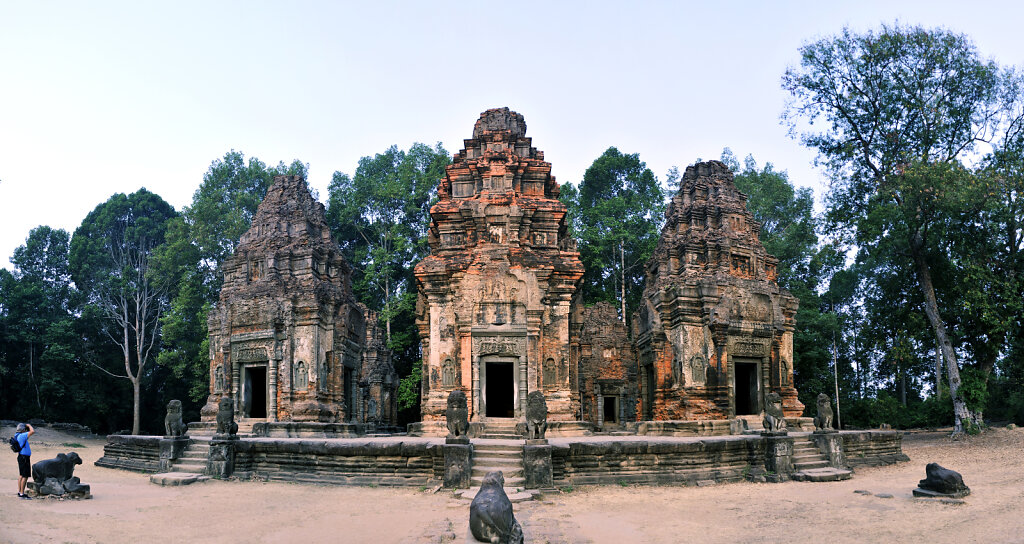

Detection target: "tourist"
[14, 422, 34, 499]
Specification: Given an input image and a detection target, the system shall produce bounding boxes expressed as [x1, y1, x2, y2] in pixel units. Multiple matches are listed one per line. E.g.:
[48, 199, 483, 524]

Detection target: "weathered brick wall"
[233, 439, 444, 486]
[842, 431, 910, 467]
[94, 435, 162, 473]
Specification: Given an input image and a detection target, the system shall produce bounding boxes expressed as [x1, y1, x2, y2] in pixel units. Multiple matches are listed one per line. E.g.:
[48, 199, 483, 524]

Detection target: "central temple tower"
[414, 108, 584, 431]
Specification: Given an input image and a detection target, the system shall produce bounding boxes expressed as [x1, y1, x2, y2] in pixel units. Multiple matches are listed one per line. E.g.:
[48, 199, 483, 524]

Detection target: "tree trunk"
[620, 241, 626, 323]
[934, 333, 943, 396]
[29, 341, 42, 413]
[909, 234, 972, 433]
[132, 376, 141, 435]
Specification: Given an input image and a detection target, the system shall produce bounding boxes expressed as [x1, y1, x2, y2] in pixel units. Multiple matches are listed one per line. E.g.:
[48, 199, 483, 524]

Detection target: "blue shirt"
[15, 432, 30, 456]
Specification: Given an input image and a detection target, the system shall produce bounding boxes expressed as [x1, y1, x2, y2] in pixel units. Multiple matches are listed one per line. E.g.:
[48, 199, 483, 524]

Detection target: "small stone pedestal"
[159, 437, 190, 472]
[811, 430, 845, 468]
[523, 439, 552, 489]
[208, 436, 237, 479]
[444, 436, 473, 488]
[762, 433, 794, 482]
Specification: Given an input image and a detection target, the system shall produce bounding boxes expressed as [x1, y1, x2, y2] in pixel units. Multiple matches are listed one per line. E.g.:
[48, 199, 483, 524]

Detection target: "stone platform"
[97, 430, 908, 489]
[150, 472, 210, 486]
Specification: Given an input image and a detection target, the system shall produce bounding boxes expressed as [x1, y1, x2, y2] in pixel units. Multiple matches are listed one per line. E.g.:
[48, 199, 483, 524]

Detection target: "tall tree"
[71, 189, 177, 434]
[782, 24, 1024, 432]
[562, 147, 665, 322]
[326, 142, 450, 422]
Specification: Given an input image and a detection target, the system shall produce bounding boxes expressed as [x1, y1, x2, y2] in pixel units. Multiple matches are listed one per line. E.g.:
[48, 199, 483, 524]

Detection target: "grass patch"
[62, 442, 86, 448]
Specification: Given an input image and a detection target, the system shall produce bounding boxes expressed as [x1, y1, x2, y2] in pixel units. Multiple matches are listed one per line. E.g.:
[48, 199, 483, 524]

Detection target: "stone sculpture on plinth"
[209, 396, 238, 479]
[914, 463, 970, 498]
[444, 390, 473, 488]
[762, 391, 788, 435]
[813, 393, 834, 433]
[164, 399, 188, 438]
[525, 391, 547, 442]
[470, 471, 524, 544]
[29, 452, 90, 498]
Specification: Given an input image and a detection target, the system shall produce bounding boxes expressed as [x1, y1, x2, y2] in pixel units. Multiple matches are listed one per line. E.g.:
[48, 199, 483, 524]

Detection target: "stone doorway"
[242, 365, 268, 419]
[483, 359, 516, 418]
[603, 396, 618, 424]
[734, 359, 760, 416]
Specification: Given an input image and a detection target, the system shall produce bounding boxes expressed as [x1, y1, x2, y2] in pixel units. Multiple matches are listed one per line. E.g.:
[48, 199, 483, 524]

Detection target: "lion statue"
[446, 390, 469, 439]
[469, 471, 524, 544]
[215, 396, 238, 436]
[762, 391, 787, 433]
[165, 399, 188, 437]
[814, 393, 834, 431]
[525, 391, 547, 440]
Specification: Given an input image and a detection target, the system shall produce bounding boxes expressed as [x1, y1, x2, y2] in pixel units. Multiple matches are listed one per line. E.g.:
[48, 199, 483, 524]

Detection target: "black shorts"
[17, 454, 30, 478]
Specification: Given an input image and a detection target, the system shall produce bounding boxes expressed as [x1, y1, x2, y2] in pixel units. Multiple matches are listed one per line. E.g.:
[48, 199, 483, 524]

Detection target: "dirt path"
[2, 426, 1021, 543]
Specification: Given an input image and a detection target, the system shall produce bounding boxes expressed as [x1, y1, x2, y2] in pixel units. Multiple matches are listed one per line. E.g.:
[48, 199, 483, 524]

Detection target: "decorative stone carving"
[446, 390, 469, 441]
[442, 358, 457, 388]
[578, 302, 637, 427]
[814, 393, 835, 432]
[634, 160, 802, 421]
[469, 471, 524, 544]
[201, 175, 392, 425]
[914, 463, 970, 498]
[30, 452, 90, 498]
[164, 399, 188, 438]
[415, 108, 584, 426]
[762, 391, 788, 434]
[215, 397, 238, 437]
[525, 391, 548, 440]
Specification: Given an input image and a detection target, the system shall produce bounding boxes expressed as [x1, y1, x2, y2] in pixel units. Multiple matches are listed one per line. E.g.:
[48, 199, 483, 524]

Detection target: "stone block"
[443, 443, 473, 488]
[208, 438, 237, 479]
[523, 444, 553, 489]
[158, 437, 190, 472]
[762, 435, 794, 481]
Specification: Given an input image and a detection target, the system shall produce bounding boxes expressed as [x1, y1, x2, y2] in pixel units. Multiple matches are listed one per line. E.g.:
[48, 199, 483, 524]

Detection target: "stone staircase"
[168, 438, 211, 474]
[456, 440, 540, 502]
[150, 438, 211, 486]
[791, 435, 852, 482]
[477, 419, 521, 439]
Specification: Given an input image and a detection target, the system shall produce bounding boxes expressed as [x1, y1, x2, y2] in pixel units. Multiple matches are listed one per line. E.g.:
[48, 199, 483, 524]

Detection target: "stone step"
[150, 472, 210, 486]
[472, 466, 523, 478]
[473, 443, 522, 453]
[792, 452, 827, 461]
[472, 456, 523, 466]
[455, 487, 541, 503]
[792, 468, 853, 482]
[170, 462, 207, 472]
[479, 434, 521, 440]
[793, 460, 831, 470]
[470, 476, 525, 488]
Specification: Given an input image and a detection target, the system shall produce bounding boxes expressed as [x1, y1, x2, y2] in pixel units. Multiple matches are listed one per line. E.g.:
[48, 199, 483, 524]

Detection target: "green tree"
[70, 189, 177, 434]
[562, 147, 665, 322]
[326, 142, 450, 423]
[782, 24, 1024, 433]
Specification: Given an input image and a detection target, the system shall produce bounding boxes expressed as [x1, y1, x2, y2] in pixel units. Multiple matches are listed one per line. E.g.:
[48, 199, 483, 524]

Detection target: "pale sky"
[2, 1, 1022, 270]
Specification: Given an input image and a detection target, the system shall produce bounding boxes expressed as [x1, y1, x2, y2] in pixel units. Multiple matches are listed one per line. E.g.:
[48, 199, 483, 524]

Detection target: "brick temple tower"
[202, 175, 396, 426]
[414, 108, 584, 432]
[634, 161, 802, 423]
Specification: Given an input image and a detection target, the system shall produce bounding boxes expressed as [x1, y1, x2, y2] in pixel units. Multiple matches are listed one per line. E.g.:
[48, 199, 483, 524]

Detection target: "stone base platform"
[150, 472, 210, 486]
[792, 468, 853, 482]
[913, 487, 970, 499]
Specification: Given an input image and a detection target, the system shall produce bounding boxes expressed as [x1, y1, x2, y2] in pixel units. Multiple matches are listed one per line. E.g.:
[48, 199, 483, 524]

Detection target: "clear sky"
[1, 1, 1022, 269]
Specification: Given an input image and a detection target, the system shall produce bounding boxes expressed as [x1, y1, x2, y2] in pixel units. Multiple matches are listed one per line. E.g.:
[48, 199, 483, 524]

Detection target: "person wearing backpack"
[13, 423, 34, 499]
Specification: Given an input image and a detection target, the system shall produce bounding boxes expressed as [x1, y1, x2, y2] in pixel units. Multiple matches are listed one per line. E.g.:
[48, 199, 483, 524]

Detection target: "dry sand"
[1, 426, 1022, 543]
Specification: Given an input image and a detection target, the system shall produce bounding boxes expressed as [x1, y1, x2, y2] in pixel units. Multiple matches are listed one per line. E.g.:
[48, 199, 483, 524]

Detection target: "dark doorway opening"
[734, 361, 759, 415]
[485, 362, 515, 418]
[643, 365, 655, 420]
[603, 396, 618, 423]
[244, 366, 267, 418]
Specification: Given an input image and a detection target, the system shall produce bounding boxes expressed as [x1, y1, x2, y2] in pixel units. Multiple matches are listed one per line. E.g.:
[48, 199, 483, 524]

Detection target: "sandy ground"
[1, 426, 1022, 544]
